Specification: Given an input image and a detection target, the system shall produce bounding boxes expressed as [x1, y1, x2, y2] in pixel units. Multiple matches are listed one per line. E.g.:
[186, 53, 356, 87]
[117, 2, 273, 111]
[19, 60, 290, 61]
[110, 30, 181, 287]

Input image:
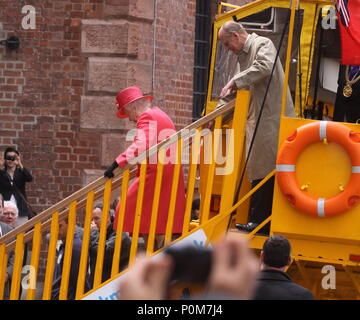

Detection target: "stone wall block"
[101, 133, 133, 166]
[81, 20, 139, 56]
[80, 95, 135, 130]
[104, 0, 155, 21]
[87, 57, 152, 93]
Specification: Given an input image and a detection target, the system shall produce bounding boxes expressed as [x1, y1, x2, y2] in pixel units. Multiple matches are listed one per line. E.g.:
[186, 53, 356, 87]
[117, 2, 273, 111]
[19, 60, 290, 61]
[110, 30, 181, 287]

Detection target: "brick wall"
[0, 0, 196, 213]
[153, 0, 195, 129]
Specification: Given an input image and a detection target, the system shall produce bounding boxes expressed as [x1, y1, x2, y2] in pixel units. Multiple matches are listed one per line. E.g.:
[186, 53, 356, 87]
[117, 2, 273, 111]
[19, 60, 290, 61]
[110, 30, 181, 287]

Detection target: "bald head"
[218, 21, 248, 54]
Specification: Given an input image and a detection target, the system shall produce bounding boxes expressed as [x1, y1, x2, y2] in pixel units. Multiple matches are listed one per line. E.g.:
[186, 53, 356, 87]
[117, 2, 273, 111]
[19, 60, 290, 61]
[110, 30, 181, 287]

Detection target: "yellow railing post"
[26, 222, 42, 300]
[9, 233, 24, 300]
[111, 169, 130, 277]
[59, 201, 77, 300]
[201, 115, 223, 222]
[219, 90, 250, 213]
[93, 179, 112, 288]
[42, 212, 59, 300]
[128, 160, 147, 266]
[281, 0, 297, 117]
[76, 191, 94, 299]
[182, 129, 202, 235]
[0, 244, 8, 300]
[147, 149, 165, 254]
[164, 139, 183, 246]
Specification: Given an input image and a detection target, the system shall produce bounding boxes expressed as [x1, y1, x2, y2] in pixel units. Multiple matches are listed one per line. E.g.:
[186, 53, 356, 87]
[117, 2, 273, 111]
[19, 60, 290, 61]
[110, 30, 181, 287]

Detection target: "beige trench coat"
[220, 33, 296, 181]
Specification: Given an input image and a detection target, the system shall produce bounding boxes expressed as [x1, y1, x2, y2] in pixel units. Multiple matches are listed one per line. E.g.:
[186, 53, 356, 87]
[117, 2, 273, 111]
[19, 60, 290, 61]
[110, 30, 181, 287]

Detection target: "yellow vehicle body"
[201, 0, 360, 299]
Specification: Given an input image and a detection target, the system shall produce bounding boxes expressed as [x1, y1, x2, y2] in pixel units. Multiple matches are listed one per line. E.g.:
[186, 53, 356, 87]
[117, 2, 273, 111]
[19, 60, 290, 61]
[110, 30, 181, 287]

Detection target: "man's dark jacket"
[89, 222, 131, 287]
[253, 269, 314, 300]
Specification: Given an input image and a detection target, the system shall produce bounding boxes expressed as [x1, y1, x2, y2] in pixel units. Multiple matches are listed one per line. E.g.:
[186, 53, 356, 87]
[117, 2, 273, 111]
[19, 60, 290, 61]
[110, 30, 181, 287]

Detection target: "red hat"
[115, 86, 153, 118]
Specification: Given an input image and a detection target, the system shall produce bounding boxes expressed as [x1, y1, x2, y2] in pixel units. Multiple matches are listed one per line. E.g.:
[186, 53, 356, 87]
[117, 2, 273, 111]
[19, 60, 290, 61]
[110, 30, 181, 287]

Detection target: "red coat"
[114, 107, 186, 234]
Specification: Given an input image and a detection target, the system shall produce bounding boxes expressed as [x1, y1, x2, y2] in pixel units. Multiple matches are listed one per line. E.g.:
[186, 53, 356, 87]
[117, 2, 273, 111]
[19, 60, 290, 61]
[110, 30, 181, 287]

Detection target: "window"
[192, 1, 211, 120]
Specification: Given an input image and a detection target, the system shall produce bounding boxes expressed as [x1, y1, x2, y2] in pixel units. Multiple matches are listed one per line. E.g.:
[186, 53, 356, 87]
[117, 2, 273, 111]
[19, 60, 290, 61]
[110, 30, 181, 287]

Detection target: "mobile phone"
[164, 245, 212, 284]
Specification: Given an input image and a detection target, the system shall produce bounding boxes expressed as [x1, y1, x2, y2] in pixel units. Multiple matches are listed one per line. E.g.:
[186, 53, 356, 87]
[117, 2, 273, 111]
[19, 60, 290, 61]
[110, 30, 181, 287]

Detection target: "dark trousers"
[248, 176, 275, 231]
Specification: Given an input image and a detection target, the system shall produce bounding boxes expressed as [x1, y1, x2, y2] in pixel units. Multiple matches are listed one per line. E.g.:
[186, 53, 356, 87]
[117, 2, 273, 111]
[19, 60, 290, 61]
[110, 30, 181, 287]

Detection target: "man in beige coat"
[218, 21, 295, 233]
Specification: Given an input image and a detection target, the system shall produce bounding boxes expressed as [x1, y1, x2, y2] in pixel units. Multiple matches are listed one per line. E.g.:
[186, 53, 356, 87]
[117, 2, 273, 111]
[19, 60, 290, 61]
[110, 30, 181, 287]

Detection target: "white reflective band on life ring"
[317, 198, 325, 217]
[352, 166, 360, 173]
[276, 164, 296, 172]
[319, 121, 327, 140]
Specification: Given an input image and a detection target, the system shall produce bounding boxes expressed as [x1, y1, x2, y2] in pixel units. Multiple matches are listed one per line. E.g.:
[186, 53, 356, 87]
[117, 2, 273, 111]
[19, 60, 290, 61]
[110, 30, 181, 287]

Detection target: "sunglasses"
[5, 155, 16, 161]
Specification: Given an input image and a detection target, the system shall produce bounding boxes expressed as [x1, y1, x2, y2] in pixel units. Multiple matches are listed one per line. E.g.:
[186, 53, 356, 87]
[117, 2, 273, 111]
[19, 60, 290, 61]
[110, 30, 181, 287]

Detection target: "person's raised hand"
[119, 254, 173, 300]
[208, 234, 260, 299]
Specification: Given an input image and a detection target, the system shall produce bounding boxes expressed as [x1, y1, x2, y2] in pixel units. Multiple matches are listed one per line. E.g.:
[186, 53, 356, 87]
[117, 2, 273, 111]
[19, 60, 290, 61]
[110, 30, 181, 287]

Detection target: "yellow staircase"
[0, 92, 251, 300]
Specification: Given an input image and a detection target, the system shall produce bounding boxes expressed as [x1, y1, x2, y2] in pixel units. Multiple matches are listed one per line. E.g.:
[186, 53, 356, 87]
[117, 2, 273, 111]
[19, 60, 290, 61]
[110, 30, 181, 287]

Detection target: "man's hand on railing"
[204, 119, 215, 131]
[220, 79, 236, 98]
[104, 161, 119, 179]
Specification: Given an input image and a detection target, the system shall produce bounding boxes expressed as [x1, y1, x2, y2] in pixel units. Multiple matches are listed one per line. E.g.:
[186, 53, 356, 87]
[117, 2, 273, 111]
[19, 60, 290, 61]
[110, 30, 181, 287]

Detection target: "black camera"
[5, 155, 15, 161]
[164, 245, 213, 284]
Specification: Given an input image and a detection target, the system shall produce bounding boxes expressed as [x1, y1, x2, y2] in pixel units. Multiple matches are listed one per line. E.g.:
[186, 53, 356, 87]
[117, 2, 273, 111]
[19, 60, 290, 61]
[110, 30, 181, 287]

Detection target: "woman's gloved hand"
[104, 161, 119, 179]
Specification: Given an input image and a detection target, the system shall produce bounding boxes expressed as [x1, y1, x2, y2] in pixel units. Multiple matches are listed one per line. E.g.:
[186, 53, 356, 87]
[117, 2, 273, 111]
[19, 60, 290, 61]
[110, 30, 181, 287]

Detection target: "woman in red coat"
[104, 86, 186, 249]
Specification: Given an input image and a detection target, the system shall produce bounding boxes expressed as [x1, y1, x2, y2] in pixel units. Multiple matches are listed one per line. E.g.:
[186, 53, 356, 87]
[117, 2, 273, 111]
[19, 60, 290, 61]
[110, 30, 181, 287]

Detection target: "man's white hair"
[3, 201, 19, 216]
[221, 21, 247, 36]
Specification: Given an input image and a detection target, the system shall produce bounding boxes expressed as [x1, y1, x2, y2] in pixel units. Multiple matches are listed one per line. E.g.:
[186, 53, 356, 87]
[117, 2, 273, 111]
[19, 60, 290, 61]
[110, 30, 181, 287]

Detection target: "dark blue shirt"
[51, 233, 90, 300]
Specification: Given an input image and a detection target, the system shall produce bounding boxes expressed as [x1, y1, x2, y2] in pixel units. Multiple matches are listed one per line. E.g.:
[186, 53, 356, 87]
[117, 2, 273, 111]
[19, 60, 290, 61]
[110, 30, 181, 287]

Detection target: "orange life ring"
[276, 121, 360, 217]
